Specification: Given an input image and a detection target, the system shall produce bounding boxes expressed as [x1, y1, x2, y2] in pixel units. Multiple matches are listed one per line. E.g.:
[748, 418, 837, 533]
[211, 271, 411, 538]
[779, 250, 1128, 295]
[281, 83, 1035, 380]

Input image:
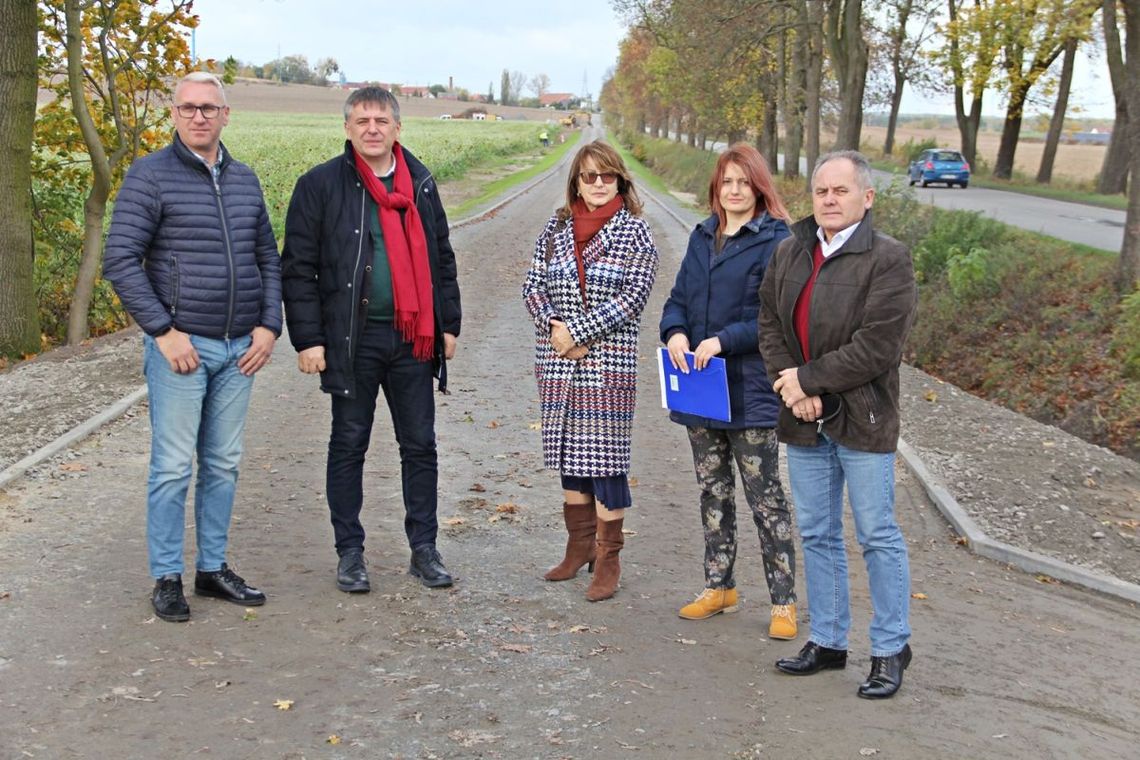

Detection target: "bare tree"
[1036, 37, 1078, 184]
[873, 0, 942, 155]
[314, 57, 339, 82]
[509, 70, 526, 105]
[1098, 0, 1129, 195]
[500, 68, 510, 105]
[0, 0, 40, 356]
[528, 72, 552, 97]
[826, 0, 869, 150]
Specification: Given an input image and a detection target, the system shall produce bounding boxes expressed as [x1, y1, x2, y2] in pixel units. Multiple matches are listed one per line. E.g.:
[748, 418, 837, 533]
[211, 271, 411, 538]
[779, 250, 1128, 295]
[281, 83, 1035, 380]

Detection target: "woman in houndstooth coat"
[522, 140, 659, 602]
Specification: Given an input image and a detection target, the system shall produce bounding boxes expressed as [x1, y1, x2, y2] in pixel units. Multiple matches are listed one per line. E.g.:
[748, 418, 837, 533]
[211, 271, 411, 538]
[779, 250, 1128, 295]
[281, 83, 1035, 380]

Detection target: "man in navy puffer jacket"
[104, 72, 282, 623]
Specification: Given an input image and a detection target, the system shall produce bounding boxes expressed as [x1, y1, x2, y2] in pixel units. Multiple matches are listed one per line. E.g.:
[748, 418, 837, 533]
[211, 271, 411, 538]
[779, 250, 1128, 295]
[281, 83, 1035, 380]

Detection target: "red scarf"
[570, 196, 623, 305]
[353, 143, 435, 361]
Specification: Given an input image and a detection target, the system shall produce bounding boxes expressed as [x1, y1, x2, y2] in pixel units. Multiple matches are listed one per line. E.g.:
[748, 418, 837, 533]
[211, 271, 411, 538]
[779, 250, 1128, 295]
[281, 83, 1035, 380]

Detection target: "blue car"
[908, 149, 970, 188]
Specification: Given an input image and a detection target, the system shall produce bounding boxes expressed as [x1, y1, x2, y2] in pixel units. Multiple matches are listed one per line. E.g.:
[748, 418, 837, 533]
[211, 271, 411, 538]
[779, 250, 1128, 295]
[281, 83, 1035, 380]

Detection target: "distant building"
[1070, 129, 1111, 146]
[540, 92, 576, 108]
[400, 85, 433, 98]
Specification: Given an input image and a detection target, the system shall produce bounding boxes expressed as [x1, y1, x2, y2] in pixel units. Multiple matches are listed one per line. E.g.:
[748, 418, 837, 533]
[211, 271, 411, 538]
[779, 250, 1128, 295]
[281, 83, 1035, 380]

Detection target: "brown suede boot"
[544, 502, 597, 581]
[586, 517, 624, 601]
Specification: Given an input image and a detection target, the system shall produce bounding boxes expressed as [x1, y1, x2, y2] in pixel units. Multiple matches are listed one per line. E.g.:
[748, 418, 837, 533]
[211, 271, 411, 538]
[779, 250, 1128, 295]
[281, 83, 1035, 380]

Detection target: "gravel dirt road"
[2, 132, 1138, 758]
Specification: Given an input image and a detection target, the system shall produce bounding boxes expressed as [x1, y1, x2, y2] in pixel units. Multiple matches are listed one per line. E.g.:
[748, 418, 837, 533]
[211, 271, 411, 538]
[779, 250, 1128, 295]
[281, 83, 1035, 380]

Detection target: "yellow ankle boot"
[769, 603, 797, 640]
[679, 588, 739, 620]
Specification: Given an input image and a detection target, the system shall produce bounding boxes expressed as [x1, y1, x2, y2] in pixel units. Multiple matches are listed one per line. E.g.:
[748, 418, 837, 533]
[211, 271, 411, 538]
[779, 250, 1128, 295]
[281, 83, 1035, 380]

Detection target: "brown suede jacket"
[758, 210, 917, 453]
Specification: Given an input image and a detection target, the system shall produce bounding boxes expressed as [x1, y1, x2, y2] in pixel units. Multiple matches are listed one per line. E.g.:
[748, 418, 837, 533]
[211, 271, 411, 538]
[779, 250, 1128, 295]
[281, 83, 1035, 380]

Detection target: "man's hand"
[773, 367, 808, 407]
[298, 345, 327, 374]
[793, 396, 823, 422]
[549, 319, 577, 356]
[692, 336, 722, 370]
[665, 332, 690, 373]
[237, 326, 276, 376]
[443, 333, 457, 360]
[155, 328, 199, 374]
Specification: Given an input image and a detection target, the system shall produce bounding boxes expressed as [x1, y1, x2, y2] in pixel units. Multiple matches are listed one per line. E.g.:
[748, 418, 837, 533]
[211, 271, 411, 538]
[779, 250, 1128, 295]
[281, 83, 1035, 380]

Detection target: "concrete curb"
[898, 440, 1140, 604]
[0, 384, 148, 491]
[642, 177, 1140, 606]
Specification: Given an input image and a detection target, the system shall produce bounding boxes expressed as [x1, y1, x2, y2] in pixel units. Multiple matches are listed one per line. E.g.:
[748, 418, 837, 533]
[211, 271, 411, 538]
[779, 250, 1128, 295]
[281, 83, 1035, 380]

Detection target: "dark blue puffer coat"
[104, 134, 282, 339]
[658, 212, 790, 429]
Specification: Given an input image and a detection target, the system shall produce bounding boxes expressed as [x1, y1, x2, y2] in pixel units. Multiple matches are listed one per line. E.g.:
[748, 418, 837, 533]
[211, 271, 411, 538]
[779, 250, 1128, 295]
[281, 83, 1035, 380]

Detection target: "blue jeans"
[326, 321, 438, 554]
[143, 334, 254, 578]
[786, 435, 910, 656]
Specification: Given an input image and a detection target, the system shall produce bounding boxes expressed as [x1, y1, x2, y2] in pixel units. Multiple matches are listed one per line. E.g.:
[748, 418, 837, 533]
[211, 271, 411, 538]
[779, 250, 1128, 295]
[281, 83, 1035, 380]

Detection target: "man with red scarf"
[282, 87, 462, 592]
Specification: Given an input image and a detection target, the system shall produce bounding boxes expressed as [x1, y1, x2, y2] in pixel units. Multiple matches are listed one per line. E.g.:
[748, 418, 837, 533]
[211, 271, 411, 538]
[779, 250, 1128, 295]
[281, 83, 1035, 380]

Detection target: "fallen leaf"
[628, 477, 639, 487]
[621, 528, 638, 536]
[0, 591, 10, 601]
[1035, 574, 1060, 585]
[496, 502, 519, 514]
[469, 483, 486, 492]
[243, 609, 258, 621]
[528, 421, 542, 430]
[923, 389, 938, 402]
[499, 643, 532, 653]
[911, 592, 928, 600]
[1042, 441, 1055, 448]
[60, 462, 88, 472]
[273, 699, 294, 711]
[215, 680, 231, 689]
[487, 419, 501, 429]
[327, 735, 342, 745]
[954, 536, 969, 545]
[443, 517, 466, 526]
[678, 638, 696, 645]
[859, 749, 880, 757]
[568, 624, 592, 633]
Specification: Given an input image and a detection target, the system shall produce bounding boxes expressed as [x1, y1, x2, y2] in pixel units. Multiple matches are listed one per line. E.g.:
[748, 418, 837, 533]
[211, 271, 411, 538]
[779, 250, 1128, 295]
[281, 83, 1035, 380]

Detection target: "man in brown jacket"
[758, 150, 918, 699]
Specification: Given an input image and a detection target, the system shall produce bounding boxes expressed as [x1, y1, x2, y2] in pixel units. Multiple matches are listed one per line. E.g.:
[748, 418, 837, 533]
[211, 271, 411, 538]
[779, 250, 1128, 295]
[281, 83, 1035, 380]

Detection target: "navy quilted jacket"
[659, 212, 790, 429]
[104, 134, 282, 339]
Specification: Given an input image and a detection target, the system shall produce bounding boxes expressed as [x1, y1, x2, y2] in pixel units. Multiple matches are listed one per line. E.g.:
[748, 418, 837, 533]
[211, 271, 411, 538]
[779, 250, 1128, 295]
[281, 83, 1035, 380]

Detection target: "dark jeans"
[327, 320, 438, 554]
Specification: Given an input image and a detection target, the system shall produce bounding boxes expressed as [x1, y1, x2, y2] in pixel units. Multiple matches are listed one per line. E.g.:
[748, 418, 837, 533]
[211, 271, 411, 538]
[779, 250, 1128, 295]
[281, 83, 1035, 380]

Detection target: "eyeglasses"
[578, 171, 618, 185]
[174, 103, 223, 119]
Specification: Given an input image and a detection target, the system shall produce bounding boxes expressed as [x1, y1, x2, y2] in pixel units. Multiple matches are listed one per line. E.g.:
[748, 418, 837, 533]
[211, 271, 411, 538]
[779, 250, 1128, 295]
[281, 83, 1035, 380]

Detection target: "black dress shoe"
[337, 549, 371, 593]
[194, 563, 266, 606]
[409, 545, 453, 588]
[775, 641, 848, 675]
[858, 644, 912, 699]
[152, 574, 190, 622]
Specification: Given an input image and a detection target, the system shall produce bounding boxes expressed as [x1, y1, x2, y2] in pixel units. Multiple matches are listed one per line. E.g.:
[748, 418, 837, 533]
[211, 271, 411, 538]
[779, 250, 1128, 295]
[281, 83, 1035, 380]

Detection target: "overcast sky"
[187, 0, 1114, 119]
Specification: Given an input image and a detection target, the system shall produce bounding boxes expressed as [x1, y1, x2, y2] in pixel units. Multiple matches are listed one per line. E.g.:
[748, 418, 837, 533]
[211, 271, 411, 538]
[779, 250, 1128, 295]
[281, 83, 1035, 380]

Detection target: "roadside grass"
[616, 131, 1139, 459]
[447, 129, 583, 220]
[609, 131, 690, 204]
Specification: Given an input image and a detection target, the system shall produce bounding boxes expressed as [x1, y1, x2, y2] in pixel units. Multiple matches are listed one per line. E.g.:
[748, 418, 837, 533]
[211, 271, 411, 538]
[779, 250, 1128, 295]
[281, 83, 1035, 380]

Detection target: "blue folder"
[657, 348, 731, 422]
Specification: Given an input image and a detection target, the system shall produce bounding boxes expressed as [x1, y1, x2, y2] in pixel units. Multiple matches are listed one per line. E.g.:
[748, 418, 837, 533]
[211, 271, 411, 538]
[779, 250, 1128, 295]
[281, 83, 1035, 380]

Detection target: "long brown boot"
[544, 502, 597, 581]
[586, 517, 624, 601]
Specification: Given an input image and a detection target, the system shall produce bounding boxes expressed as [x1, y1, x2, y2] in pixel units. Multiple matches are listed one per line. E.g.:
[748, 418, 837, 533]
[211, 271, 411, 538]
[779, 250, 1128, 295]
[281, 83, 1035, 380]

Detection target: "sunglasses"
[578, 171, 619, 185]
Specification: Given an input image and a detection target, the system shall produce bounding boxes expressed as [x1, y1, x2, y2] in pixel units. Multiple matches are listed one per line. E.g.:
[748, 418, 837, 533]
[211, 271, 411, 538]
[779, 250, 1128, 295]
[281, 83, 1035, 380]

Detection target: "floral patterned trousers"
[685, 426, 797, 605]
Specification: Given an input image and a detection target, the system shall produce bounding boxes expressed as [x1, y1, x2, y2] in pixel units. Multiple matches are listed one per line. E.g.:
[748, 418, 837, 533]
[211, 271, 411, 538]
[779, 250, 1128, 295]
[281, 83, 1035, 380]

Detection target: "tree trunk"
[64, 0, 116, 345]
[992, 83, 1030, 180]
[883, 0, 914, 156]
[884, 73, 906, 156]
[784, 3, 806, 178]
[826, 0, 868, 150]
[1099, 0, 1130, 195]
[1036, 37, 1077, 185]
[1118, 0, 1140, 293]
[0, 0, 40, 357]
[948, 0, 982, 168]
[805, 0, 824, 183]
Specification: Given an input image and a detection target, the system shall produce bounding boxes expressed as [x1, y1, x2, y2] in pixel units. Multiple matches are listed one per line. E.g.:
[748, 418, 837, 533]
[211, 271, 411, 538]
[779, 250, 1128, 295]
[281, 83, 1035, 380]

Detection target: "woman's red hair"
[708, 143, 790, 231]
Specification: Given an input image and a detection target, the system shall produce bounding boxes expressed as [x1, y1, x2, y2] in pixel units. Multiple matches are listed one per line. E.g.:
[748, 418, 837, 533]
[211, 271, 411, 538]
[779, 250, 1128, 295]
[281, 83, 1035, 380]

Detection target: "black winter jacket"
[758, 211, 917, 453]
[659, 213, 790, 429]
[281, 142, 462, 396]
[104, 134, 282, 339]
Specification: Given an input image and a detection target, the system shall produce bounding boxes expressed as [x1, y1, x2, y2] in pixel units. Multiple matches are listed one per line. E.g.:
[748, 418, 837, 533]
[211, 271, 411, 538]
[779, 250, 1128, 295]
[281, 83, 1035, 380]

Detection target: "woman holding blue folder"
[659, 143, 798, 638]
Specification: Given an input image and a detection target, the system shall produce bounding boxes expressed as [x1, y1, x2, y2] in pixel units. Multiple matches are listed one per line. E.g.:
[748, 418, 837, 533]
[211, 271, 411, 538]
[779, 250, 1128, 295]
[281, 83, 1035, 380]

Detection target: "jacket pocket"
[170, 257, 181, 317]
[858, 385, 880, 425]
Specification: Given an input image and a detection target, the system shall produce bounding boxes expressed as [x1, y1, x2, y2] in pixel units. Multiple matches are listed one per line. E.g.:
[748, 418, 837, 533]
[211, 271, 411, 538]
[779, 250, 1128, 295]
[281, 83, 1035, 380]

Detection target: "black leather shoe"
[775, 641, 848, 675]
[337, 549, 371, 593]
[152, 574, 190, 622]
[194, 563, 266, 606]
[409, 545, 453, 588]
[858, 644, 912, 699]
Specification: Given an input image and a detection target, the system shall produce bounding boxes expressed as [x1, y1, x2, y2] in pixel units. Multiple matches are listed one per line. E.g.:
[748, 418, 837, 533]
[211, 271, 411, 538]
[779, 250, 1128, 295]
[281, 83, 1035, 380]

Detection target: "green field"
[222, 113, 547, 235]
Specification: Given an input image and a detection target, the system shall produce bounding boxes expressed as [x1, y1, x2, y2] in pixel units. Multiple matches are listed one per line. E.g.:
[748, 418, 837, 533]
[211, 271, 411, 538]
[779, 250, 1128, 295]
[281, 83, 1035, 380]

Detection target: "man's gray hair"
[175, 71, 227, 105]
[812, 150, 872, 191]
[343, 86, 401, 123]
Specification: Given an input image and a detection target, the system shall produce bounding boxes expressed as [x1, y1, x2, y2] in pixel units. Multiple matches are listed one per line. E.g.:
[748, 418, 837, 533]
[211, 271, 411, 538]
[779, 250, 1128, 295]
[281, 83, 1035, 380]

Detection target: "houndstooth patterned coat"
[522, 206, 659, 477]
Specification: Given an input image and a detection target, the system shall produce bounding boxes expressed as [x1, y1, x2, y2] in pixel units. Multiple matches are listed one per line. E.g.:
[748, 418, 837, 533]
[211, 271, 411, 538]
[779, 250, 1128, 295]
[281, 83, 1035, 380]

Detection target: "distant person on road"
[659, 143, 798, 638]
[759, 150, 918, 699]
[522, 140, 659, 602]
[281, 87, 461, 593]
[103, 72, 282, 623]
[539, 128, 551, 148]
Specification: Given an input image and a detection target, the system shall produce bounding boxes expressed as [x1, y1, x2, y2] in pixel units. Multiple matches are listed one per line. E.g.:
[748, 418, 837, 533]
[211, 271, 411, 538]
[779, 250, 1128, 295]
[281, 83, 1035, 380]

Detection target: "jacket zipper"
[211, 169, 237, 338]
[348, 186, 367, 364]
[860, 386, 879, 424]
[170, 256, 180, 316]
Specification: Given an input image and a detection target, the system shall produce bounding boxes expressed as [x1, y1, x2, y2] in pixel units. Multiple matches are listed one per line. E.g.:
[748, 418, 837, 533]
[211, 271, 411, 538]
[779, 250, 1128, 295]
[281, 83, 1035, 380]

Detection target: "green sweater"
[365, 175, 396, 322]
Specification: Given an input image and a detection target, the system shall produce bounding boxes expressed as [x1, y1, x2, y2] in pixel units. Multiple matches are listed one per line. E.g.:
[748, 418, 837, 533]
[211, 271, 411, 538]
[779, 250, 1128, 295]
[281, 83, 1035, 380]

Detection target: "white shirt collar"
[816, 220, 861, 257]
